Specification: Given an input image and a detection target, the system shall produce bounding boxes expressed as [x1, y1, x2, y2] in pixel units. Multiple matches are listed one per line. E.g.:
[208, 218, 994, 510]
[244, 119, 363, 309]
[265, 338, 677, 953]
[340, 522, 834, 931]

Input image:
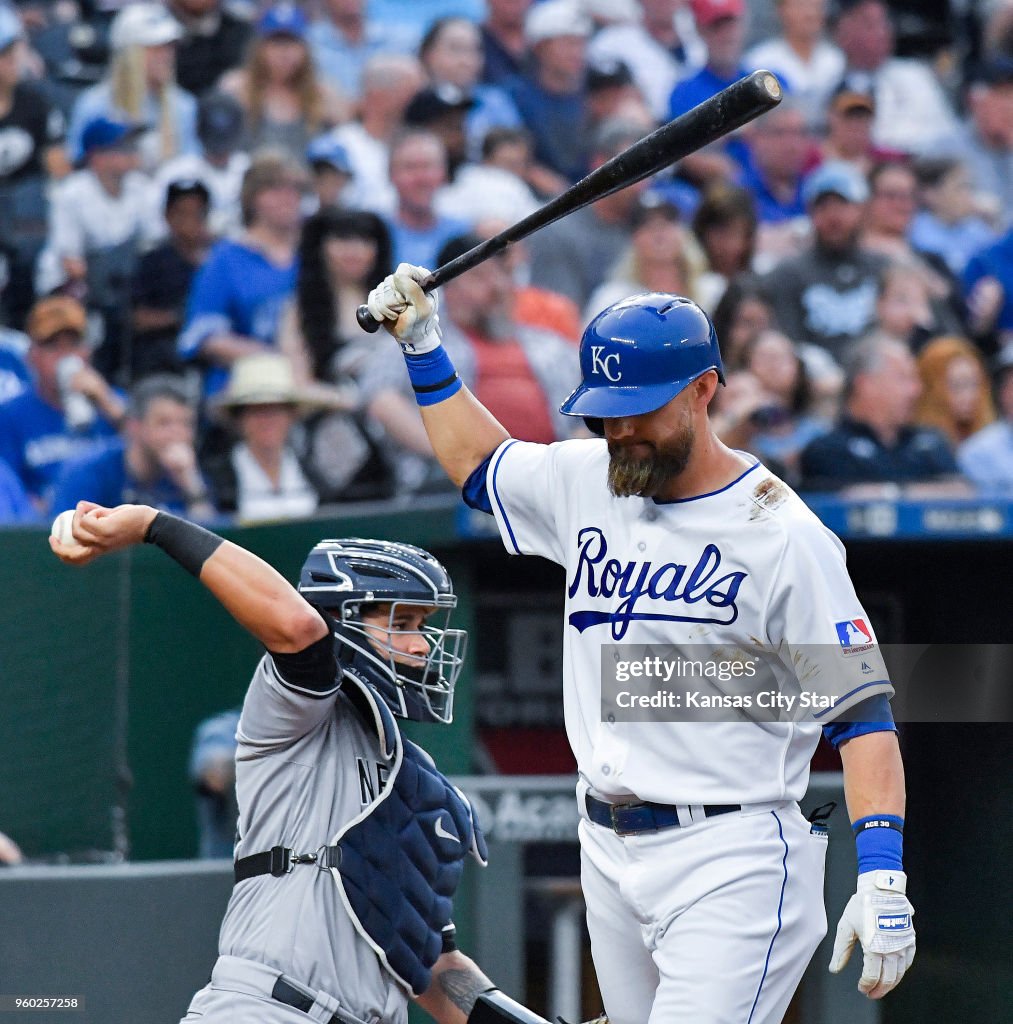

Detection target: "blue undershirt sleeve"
[821, 694, 897, 749]
[461, 451, 496, 514]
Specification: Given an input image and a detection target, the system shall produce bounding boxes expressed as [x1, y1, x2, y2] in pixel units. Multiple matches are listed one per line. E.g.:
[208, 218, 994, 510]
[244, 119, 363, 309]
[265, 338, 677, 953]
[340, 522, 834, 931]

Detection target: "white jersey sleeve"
[765, 510, 893, 722]
[237, 653, 341, 755]
[486, 438, 599, 565]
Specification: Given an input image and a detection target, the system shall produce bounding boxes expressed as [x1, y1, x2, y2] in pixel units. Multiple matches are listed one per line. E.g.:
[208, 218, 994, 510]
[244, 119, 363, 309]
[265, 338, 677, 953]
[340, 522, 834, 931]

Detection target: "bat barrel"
[357, 70, 782, 333]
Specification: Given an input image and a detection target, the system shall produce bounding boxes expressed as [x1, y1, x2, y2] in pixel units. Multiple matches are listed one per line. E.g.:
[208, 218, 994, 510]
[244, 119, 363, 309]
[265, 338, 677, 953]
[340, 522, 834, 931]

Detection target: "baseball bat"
[357, 69, 782, 333]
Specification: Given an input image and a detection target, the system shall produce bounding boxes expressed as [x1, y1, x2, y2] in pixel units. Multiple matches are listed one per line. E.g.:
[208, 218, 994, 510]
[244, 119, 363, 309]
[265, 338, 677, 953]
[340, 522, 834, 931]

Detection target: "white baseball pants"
[579, 800, 828, 1024]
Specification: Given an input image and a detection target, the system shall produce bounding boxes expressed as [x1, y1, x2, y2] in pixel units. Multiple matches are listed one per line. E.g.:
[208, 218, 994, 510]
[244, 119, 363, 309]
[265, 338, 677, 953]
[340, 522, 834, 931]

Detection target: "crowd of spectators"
[1, 0, 1012, 528]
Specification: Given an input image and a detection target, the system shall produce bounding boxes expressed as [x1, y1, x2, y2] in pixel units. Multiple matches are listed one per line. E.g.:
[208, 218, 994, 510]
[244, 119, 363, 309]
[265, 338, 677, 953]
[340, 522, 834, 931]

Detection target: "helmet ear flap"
[584, 417, 604, 437]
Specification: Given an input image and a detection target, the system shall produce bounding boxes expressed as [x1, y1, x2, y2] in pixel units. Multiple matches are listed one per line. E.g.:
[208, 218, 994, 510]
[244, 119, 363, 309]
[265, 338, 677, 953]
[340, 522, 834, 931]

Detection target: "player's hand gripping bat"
[357, 69, 782, 333]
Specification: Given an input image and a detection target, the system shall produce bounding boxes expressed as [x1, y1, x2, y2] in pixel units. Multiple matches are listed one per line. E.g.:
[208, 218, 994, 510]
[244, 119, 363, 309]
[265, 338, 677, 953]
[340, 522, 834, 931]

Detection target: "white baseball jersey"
[187, 654, 408, 1024]
[485, 438, 892, 806]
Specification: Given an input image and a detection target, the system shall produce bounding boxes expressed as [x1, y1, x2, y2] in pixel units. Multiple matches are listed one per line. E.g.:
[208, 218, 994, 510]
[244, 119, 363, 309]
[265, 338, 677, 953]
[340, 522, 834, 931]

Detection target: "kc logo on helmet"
[590, 346, 622, 382]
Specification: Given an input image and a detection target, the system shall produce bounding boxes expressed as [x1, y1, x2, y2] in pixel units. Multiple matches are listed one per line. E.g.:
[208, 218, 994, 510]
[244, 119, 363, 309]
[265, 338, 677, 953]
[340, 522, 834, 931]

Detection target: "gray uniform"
[181, 654, 409, 1024]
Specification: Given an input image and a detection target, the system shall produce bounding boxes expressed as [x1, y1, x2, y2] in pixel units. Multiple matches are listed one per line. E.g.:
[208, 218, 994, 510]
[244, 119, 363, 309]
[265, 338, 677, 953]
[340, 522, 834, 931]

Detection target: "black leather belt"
[234, 844, 341, 883]
[585, 794, 740, 836]
[272, 977, 343, 1024]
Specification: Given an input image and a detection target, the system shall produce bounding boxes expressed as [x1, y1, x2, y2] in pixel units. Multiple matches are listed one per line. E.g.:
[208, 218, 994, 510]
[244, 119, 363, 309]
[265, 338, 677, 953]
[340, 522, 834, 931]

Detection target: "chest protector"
[331, 671, 488, 995]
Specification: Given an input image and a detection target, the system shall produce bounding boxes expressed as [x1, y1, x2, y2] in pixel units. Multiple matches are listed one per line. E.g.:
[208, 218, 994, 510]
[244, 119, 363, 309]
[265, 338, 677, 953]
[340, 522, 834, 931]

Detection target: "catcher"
[51, 502, 550, 1024]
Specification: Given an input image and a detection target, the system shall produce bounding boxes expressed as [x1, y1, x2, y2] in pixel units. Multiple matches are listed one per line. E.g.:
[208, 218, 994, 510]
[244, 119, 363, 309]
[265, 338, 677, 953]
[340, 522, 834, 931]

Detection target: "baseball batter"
[50, 504, 551, 1024]
[367, 269, 917, 1024]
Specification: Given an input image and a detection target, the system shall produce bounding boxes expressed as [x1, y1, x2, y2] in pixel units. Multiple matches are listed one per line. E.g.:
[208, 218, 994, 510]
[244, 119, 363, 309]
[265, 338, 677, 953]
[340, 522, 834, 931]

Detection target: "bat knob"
[356, 305, 382, 333]
[755, 69, 783, 102]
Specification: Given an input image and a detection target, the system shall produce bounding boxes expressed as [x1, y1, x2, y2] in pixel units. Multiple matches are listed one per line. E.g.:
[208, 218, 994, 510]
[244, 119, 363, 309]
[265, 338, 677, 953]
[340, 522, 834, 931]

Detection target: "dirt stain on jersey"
[749, 477, 789, 520]
[791, 647, 822, 683]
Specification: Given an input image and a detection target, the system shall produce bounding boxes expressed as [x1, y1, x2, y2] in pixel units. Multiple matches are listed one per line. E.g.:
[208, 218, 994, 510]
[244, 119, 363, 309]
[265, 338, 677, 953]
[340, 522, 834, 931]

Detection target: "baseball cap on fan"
[587, 57, 634, 94]
[829, 80, 875, 115]
[165, 177, 211, 210]
[524, 0, 593, 45]
[258, 3, 308, 39]
[404, 84, 476, 126]
[198, 92, 244, 155]
[109, 3, 183, 50]
[691, 0, 745, 27]
[802, 161, 869, 207]
[631, 192, 681, 230]
[306, 135, 353, 174]
[583, 0, 641, 21]
[27, 296, 87, 345]
[79, 115, 145, 156]
[0, 6, 25, 51]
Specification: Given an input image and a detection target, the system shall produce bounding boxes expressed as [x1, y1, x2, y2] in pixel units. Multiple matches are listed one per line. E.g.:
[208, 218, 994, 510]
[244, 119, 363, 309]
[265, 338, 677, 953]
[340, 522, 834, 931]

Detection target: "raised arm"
[367, 265, 509, 486]
[50, 503, 327, 653]
[421, 389, 509, 486]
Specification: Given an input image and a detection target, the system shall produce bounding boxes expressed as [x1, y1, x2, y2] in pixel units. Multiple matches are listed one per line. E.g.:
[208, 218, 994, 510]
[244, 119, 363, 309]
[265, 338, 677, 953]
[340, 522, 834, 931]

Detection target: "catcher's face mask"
[345, 599, 467, 724]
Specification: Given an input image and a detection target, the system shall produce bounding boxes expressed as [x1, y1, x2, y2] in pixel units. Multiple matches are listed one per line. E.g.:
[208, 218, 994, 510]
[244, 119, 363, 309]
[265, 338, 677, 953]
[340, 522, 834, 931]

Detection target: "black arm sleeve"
[268, 610, 339, 695]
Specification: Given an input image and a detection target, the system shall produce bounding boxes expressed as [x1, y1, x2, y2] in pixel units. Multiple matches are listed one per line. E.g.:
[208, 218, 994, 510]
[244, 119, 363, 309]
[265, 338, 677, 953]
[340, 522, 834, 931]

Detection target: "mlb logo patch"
[834, 619, 875, 656]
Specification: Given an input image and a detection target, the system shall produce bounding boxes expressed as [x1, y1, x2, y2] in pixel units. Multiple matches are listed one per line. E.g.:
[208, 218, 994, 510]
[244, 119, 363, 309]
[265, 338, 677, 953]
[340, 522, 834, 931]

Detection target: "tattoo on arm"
[437, 967, 493, 1016]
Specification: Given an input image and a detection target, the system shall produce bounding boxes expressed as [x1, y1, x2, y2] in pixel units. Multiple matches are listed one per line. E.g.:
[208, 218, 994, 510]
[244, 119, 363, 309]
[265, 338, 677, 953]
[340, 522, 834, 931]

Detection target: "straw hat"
[212, 354, 323, 418]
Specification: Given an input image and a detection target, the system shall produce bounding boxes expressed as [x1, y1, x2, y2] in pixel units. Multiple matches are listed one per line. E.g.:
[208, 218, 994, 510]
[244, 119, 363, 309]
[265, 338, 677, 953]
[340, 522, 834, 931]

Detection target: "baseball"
[50, 509, 76, 546]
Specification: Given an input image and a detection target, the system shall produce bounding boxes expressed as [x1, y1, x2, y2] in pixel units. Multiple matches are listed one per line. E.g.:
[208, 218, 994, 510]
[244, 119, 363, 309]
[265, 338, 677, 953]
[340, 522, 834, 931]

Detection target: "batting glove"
[366, 263, 442, 354]
[829, 870, 915, 999]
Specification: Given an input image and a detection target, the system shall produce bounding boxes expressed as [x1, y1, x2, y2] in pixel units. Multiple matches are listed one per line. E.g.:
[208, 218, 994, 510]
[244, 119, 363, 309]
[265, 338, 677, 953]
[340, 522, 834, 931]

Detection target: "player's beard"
[607, 425, 695, 498]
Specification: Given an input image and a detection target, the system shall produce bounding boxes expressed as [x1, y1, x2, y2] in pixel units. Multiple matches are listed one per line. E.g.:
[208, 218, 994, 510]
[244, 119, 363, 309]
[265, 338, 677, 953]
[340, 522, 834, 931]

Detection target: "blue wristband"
[404, 347, 462, 407]
[853, 815, 904, 873]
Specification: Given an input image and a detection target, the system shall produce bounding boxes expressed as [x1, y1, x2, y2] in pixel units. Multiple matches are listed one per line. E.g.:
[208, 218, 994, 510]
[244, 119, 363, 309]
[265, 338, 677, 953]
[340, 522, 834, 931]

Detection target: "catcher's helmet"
[560, 293, 725, 434]
[298, 538, 466, 724]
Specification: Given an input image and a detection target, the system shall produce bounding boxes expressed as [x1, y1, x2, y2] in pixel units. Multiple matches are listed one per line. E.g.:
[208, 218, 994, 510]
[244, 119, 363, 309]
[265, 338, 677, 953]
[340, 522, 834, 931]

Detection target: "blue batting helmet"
[559, 293, 725, 433]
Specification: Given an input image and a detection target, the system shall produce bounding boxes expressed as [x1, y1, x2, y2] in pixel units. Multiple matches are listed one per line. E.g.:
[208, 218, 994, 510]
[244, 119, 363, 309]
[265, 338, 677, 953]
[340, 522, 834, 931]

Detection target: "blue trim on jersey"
[813, 680, 890, 719]
[748, 810, 789, 1024]
[651, 461, 760, 504]
[489, 440, 522, 554]
[822, 694, 896, 748]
